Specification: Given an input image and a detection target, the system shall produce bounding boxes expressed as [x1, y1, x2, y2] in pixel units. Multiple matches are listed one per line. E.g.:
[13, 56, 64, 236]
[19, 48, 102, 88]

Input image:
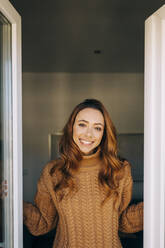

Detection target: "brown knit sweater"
[24, 151, 143, 248]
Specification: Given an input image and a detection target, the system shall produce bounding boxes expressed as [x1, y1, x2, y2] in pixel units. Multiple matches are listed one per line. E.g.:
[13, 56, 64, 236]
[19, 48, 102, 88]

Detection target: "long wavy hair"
[50, 99, 126, 204]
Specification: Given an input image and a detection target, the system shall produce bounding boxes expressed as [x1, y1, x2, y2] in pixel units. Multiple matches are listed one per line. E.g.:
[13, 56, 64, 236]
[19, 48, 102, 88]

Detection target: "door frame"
[0, 0, 22, 248]
[144, 4, 165, 248]
[1, 1, 165, 248]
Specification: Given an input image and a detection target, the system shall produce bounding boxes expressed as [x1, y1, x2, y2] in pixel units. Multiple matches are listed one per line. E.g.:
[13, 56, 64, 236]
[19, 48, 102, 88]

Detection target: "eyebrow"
[78, 119, 104, 126]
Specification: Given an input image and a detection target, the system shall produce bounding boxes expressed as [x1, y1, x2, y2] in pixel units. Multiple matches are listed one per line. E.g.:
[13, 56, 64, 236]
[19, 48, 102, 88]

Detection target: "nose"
[85, 127, 93, 138]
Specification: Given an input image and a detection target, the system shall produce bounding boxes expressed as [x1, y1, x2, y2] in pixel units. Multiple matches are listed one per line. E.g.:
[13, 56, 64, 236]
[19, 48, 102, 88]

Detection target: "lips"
[79, 139, 94, 145]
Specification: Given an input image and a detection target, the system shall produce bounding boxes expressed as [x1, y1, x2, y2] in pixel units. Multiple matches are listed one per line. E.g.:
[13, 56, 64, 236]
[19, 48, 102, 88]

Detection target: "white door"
[0, 0, 22, 248]
[144, 4, 165, 248]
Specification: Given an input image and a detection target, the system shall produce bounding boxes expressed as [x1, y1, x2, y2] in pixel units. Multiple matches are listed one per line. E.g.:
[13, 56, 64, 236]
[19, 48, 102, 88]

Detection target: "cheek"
[94, 131, 104, 142]
[73, 125, 80, 142]
[99, 133, 103, 142]
[99, 130, 104, 141]
[72, 126, 76, 141]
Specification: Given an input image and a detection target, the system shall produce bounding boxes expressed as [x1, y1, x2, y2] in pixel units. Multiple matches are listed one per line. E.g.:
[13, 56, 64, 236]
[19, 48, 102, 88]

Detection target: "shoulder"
[118, 156, 131, 172]
[40, 158, 63, 183]
[122, 160, 133, 186]
[122, 160, 131, 173]
[35, 159, 64, 194]
[118, 159, 132, 185]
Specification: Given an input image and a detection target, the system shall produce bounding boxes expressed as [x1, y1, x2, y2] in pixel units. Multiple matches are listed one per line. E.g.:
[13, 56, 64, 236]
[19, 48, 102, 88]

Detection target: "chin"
[81, 147, 98, 155]
[79, 147, 92, 155]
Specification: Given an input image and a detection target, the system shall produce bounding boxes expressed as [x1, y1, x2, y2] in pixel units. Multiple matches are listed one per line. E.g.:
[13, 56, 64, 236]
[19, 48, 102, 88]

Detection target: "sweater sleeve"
[23, 165, 58, 236]
[118, 163, 143, 233]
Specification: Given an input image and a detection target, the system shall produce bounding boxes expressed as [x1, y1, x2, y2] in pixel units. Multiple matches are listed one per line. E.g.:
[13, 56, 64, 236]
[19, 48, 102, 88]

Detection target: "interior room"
[9, 0, 164, 247]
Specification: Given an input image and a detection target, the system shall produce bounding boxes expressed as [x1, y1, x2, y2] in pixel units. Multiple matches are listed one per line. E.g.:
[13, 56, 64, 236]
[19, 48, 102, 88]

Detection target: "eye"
[78, 123, 86, 127]
[95, 126, 102, 131]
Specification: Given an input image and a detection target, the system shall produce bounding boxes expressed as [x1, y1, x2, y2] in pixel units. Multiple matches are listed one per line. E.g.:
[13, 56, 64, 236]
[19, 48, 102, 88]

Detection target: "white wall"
[23, 72, 144, 201]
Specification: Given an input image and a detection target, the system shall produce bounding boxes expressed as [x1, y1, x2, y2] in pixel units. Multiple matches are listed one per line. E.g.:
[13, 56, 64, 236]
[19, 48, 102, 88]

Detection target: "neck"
[78, 148, 102, 171]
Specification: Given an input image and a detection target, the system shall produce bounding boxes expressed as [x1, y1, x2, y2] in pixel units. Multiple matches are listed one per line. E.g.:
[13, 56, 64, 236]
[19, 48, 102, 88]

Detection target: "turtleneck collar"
[78, 148, 102, 171]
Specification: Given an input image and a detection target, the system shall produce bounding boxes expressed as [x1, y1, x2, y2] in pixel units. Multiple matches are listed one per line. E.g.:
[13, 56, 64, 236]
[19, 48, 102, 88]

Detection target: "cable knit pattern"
[24, 150, 143, 248]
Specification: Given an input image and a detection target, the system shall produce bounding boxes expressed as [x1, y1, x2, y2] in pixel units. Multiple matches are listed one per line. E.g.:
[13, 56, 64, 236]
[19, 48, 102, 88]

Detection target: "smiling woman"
[23, 99, 143, 248]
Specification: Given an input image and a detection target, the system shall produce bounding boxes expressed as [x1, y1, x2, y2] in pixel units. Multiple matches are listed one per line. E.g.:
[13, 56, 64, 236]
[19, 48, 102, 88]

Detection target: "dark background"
[10, 0, 165, 73]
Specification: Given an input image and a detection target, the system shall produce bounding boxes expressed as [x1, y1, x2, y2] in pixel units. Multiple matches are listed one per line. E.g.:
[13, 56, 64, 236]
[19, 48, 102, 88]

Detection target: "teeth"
[80, 139, 93, 145]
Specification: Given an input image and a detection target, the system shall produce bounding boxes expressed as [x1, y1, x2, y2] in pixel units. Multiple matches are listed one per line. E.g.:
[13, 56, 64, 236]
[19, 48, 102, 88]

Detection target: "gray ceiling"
[10, 0, 164, 72]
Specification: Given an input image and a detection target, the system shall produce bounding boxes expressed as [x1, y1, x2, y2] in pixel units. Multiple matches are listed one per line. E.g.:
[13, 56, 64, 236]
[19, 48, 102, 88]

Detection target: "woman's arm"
[23, 165, 58, 236]
[119, 202, 143, 233]
[118, 162, 143, 233]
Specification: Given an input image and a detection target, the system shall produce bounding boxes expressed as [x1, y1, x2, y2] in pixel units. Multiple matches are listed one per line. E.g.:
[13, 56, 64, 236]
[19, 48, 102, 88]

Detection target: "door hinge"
[0, 179, 8, 198]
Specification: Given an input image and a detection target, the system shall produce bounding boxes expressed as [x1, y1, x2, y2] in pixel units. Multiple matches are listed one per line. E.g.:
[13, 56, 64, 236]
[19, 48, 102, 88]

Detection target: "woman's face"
[73, 108, 104, 155]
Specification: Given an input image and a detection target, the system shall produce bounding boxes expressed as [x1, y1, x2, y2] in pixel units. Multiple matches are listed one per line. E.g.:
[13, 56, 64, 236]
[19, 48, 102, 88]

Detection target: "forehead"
[75, 108, 104, 124]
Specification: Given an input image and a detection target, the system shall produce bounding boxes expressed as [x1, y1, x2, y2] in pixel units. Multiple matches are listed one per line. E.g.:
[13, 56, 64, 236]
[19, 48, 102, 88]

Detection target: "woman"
[24, 99, 143, 248]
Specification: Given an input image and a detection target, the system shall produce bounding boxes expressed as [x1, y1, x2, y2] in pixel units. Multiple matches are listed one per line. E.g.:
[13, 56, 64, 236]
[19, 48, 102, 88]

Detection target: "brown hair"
[51, 99, 125, 203]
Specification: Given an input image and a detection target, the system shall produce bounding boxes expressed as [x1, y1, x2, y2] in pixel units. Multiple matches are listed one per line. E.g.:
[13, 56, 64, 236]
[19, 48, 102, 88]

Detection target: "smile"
[79, 139, 94, 145]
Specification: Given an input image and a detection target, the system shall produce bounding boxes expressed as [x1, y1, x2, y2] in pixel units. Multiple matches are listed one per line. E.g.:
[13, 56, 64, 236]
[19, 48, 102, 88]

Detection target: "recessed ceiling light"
[94, 50, 102, 54]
